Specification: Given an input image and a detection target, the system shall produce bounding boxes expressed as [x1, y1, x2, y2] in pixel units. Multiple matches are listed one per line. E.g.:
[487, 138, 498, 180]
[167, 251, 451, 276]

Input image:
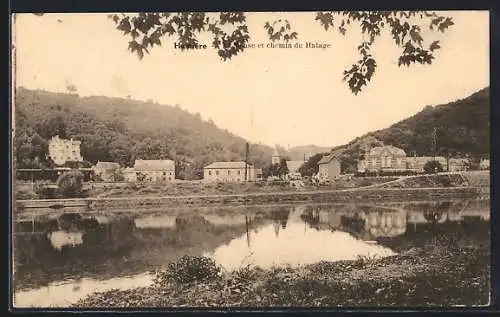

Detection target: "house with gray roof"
[317, 154, 341, 180]
[133, 159, 176, 182]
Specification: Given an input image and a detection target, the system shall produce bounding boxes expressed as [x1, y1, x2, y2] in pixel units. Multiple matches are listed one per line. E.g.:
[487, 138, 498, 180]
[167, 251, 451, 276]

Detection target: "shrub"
[154, 255, 221, 286]
[423, 160, 444, 174]
[16, 188, 39, 200]
[56, 169, 84, 198]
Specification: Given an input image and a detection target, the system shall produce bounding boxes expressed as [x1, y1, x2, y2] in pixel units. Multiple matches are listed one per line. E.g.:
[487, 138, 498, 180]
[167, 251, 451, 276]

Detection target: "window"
[208, 171, 212, 176]
[163, 171, 167, 176]
[228, 170, 231, 175]
[216, 171, 219, 175]
[237, 170, 241, 175]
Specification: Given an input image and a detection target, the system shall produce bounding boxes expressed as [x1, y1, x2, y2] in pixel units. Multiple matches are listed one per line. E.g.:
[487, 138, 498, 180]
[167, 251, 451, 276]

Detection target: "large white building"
[203, 161, 259, 182]
[48, 135, 83, 166]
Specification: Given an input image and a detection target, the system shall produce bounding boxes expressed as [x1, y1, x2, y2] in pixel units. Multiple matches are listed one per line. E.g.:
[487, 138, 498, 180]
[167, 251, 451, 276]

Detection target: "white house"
[48, 135, 83, 166]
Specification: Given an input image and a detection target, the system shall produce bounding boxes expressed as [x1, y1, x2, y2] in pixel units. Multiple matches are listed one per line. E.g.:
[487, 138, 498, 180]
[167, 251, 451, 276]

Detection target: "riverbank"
[15, 172, 490, 210]
[73, 234, 490, 308]
[16, 186, 486, 211]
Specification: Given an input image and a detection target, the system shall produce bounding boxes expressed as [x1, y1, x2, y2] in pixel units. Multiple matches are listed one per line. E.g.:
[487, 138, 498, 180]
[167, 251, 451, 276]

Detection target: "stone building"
[358, 145, 448, 173]
[92, 161, 121, 181]
[133, 159, 176, 182]
[317, 154, 341, 180]
[203, 161, 258, 182]
[358, 145, 407, 172]
[48, 135, 83, 166]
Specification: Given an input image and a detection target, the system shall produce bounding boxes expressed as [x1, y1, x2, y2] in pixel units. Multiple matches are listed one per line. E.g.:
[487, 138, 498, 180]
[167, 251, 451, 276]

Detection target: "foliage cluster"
[154, 255, 222, 286]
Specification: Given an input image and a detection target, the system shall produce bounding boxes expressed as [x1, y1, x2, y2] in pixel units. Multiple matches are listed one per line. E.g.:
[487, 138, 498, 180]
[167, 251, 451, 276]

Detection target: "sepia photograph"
[11, 11, 490, 309]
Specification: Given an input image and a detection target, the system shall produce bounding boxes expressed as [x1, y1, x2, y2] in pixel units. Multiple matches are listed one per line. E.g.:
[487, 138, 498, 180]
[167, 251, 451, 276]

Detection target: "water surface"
[12, 200, 490, 307]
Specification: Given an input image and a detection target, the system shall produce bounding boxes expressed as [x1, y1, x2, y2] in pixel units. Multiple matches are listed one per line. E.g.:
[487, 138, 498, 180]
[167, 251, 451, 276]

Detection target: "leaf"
[429, 40, 440, 52]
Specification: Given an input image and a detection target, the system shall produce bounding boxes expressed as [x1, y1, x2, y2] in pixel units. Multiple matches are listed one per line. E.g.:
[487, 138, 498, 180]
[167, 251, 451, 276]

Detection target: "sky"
[13, 11, 489, 149]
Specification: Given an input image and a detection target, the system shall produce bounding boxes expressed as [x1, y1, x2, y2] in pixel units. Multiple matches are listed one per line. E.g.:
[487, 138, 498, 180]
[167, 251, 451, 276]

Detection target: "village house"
[92, 161, 121, 181]
[317, 154, 341, 180]
[203, 161, 258, 182]
[358, 145, 407, 172]
[358, 145, 453, 173]
[48, 135, 83, 166]
[133, 159, 176, 182]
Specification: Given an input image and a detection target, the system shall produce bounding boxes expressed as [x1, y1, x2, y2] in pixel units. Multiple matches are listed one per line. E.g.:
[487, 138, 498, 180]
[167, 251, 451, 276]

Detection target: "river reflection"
[208, 222, 396, 270]
[12, 200, 490, 307]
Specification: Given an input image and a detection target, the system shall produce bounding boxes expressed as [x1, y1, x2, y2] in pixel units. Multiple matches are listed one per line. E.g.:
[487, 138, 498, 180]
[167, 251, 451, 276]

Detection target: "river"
[12, 199, 490, 308]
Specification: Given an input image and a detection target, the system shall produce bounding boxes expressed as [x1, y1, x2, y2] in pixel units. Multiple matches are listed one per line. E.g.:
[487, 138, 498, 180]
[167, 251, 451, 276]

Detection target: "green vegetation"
[372, 88, 489, 157]
[56, 170, 84, 198]
[14, 86, 488, 181]
[423, 160, 444, 174]
[155, 255, 221, 285]
[73, 234, 489, 308]
[298, 152, 329, 176]
[330, 88, 489, 172]
[103, 12, 453, 95]
[262, 158, 289, 179]
[14, 87, 274, 179]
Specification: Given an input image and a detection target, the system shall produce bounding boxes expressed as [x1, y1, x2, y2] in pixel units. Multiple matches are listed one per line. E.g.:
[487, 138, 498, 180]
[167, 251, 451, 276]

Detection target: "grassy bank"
[86, 179, 396, 198]
[73, 234, 490, 308]
[17, 172, 489, 201]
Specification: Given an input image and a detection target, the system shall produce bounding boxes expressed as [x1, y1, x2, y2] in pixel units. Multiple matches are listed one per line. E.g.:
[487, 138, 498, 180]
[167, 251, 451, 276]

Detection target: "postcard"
[11, 11, 490, 308]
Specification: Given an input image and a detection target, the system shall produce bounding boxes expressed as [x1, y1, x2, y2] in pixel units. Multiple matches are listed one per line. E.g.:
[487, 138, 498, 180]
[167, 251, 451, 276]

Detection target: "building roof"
[133, 159, 175, 171]
[317, 154, 339, 165]
[204, 161, 254, 169]
[49, 135, 81, 144]
[368, 145, 406, 157]
[286, 160, 305, 173]
[95, 161, 120, 170]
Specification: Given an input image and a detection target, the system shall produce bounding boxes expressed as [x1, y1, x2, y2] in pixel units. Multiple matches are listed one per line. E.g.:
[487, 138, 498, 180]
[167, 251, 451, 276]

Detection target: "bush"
[56, 169, 84, 198]
[154, 255, 221, 286]
[423, 160, 444, 174]
[16, 188, 39, 200]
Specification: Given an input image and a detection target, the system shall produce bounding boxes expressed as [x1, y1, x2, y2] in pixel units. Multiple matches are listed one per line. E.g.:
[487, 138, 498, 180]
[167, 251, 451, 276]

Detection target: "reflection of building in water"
[301, 206, 407, 240]
[318, 211, 342, 229]
[203, 214, 249, 226]
[273, 221, 280, 237]
[300, 201, 490, 243]
[134, 215, 177, 228]
[363, 211, 407, 238]
[48, 230, 84, 251]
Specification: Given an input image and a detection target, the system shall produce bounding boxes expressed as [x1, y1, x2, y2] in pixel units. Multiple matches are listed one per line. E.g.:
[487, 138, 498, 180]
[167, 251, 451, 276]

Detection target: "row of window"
[207, 170, 243, 176]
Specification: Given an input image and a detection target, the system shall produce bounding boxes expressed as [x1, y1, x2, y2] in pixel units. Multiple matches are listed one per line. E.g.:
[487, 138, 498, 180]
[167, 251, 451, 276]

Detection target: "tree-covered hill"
[371, 87, 489, 157]
[328, 87, 490, 173]
[14, 87, 274, 179]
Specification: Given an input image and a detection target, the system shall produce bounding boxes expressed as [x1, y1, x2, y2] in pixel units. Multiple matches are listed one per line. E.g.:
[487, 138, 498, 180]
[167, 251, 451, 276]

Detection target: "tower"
[271, 147, 281, 165]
